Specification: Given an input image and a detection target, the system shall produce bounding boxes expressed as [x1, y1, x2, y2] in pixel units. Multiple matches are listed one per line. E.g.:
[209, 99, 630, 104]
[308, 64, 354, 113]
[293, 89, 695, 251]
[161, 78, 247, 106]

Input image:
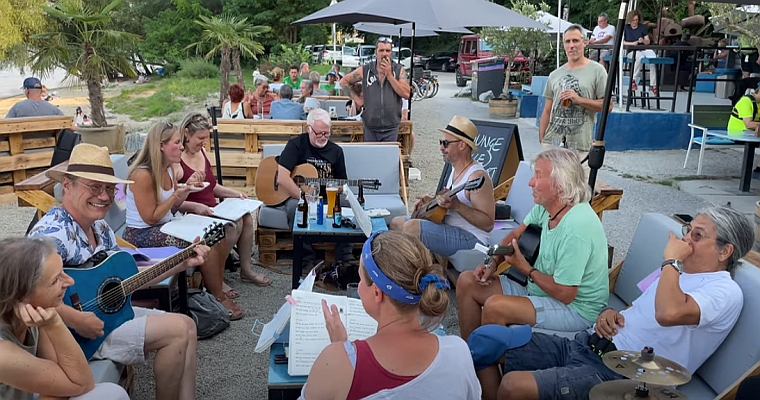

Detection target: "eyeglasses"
[377, 37, 392, 44]
[309, 126, 330, 138]
[78, 181, 116, 197]
[682, 224, 721, 243]
[439, 139, 462, 147]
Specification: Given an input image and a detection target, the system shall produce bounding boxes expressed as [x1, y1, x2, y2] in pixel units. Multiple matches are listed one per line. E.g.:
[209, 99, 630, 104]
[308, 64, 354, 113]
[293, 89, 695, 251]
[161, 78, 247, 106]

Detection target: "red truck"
[456, 34, 529, 87]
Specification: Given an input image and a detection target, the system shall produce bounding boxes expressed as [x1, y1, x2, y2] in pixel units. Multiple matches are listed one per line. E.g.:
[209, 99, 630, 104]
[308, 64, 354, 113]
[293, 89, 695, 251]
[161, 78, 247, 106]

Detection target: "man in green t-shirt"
[456, 148, 609, 343]
[282, 65, 302, 89]
[728, 89, 760, 134]
[320, 70, 338, 94]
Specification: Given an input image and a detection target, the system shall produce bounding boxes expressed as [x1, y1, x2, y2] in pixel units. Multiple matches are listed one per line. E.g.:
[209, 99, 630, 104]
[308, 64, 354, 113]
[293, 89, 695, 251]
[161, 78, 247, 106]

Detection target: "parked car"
[455, 34, 528, 87]
[310, 45, 324, 64]
[425, 51, 457, 72]
[343, 45, 375, 69]
[322, 45, 343, 64]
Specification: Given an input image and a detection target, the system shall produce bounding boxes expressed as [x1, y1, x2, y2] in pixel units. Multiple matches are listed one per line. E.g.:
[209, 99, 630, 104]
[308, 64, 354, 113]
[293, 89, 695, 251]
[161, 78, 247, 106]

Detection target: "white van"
[343, 45, 376, 69]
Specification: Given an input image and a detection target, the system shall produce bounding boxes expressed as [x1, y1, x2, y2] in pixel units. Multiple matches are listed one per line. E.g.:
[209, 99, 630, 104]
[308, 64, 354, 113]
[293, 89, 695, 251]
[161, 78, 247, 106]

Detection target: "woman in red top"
[174, 113, 272, 293]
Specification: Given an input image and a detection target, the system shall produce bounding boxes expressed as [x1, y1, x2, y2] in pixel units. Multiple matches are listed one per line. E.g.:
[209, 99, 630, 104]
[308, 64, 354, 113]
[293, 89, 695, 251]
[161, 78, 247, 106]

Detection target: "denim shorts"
[502, 331, 626, 400]
[404, 216, 482, 257]
[500, 276, 594, 332]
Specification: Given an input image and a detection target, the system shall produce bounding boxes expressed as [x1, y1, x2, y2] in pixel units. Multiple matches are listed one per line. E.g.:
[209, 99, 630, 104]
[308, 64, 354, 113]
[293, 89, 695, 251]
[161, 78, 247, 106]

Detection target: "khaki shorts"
[92, 306, 164, 365]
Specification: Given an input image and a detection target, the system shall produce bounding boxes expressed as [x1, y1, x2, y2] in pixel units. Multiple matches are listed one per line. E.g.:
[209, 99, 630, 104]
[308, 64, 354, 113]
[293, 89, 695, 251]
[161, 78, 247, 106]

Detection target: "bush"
[267, 44, 311, 69]
[176, 58, 219, 79]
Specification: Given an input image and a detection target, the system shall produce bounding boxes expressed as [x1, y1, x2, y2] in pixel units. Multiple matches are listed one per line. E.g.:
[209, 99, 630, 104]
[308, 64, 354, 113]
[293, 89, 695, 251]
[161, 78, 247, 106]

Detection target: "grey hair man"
[339, 37, 411, 142]
[481, 205, 752, 400]
[457, 148, 609, 352]
[269, 85, 305, 120]
[5, 77, 64, 118]
[589, 13, 616, 68]
[310, 71, 329, 96]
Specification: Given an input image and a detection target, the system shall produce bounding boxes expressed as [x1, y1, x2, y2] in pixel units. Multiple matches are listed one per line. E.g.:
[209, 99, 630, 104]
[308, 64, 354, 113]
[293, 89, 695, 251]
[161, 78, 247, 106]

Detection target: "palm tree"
[28, 0, 139, 127]
[187, 14, 270, 106]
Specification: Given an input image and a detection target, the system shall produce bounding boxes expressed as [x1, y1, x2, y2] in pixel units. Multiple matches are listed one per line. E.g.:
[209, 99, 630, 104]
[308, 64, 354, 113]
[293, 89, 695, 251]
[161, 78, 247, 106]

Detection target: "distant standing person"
[340, 37, 410, 142]
[588, 13, 616, 69]
[300, 62, 311, 80]
[5, 77, 64, 118]
[539, 25, 608, 179]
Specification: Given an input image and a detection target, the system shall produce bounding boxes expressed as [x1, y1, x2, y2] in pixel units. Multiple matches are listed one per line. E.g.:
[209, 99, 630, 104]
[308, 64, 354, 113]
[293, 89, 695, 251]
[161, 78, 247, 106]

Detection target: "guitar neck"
[121, 243, 202, 294]
[304, 178, 361, 186]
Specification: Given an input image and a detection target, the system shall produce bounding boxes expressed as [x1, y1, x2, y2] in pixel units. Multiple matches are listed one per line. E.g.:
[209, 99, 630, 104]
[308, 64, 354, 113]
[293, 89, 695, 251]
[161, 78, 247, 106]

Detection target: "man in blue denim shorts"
[390, 115, 495, 257]
[474, 205, 752, 400]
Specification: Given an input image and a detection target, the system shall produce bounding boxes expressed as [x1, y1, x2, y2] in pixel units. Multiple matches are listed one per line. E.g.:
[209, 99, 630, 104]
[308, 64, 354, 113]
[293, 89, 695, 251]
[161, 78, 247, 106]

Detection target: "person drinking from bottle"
[539, 25, 609, 180]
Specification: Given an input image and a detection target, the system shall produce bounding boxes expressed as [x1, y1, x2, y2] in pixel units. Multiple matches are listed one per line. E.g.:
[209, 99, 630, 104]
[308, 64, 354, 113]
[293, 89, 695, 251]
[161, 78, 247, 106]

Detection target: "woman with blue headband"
[301, 231, 482, 399]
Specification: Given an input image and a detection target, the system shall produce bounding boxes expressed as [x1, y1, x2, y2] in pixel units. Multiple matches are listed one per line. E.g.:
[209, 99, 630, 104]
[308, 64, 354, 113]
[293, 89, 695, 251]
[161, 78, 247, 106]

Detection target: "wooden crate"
[0, 116, 72, 203]
[256, 227, 362, 266]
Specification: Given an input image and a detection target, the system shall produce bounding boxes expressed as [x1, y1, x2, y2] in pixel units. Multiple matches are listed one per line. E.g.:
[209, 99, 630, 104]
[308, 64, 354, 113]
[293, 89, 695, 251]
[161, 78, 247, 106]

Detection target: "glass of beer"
[561, 81, 572, 107]
[326, 182, 339, 218]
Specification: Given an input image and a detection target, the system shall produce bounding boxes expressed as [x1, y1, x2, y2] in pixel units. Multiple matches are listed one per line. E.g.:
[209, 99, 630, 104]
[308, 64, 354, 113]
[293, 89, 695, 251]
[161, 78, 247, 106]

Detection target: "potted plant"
[28, 0, 139, 153]
[481, 0, 552, 118]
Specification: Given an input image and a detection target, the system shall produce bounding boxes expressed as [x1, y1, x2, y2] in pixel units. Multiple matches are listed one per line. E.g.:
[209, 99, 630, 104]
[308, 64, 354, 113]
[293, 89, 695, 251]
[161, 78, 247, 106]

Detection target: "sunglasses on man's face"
[439, 139, 461, 147]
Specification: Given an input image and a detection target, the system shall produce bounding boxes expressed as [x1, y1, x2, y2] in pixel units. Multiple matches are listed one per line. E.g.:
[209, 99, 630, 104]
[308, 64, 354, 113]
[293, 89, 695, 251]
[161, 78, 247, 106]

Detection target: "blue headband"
[361, 231, 450, 304]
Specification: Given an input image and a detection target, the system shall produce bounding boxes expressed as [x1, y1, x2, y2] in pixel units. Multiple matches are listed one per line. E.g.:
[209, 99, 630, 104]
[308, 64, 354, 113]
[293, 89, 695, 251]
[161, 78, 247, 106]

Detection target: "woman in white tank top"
[124, 122, 245, 320]
[300, 231, 481, 400]
[221, 83, 251, 119]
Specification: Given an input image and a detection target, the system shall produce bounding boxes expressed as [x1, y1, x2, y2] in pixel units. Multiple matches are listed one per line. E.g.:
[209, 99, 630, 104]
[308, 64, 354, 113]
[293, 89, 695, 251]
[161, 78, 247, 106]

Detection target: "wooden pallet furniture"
[211, 119, 413, 196]
[0, 116, 73, 203]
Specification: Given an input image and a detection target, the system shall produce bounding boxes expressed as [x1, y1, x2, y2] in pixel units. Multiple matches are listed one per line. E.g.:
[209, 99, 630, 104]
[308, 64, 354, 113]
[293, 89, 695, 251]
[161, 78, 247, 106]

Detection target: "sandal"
[222, 284, 240, 299]
[218, 297, 244, 321]
[241, 272, 272, 287]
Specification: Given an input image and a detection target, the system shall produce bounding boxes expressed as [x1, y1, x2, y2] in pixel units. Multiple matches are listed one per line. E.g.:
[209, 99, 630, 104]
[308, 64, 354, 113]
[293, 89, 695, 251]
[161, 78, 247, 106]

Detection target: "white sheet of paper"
[343, 185, 371, 237]
[211, 198, 263, 221]
[160, 214, 232, 243]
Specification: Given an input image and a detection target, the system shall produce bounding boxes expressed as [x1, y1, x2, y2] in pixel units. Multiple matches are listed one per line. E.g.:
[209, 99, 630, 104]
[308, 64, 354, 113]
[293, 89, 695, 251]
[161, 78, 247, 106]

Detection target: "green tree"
[28, 0, 139, 127]
[0, 0, 49, 64]
[482, 0, 552, 97]
[187, 14, 270, 105]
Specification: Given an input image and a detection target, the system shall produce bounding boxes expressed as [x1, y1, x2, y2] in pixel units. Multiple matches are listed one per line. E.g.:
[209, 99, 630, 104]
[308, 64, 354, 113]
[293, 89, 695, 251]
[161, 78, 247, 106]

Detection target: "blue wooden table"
[291, 214, 388, 289]
[705, 130, 760, 192]
[268, 343, 304, 400]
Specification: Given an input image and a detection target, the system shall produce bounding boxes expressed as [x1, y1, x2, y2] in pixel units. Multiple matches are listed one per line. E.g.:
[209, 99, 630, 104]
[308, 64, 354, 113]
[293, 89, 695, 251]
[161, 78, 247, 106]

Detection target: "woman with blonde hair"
[175, 112, 272, 288]
[270, 67, 285, 93]
[0, 236, 129, 400]
[124, 121, 244, 320]
[302, 231, 481, 400]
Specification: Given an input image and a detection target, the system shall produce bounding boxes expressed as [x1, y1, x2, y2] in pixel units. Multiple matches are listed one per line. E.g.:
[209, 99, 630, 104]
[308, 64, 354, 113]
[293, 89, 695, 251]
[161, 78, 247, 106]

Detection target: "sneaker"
[651, 87, 659, 96]
[631, 82, 638, 91]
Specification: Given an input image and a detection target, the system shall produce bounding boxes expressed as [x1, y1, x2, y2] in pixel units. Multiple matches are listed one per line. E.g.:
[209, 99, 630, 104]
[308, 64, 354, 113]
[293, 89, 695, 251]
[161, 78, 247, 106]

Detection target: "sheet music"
[160, 214, 233, 243]
[343, 185, 371, 237]
[288, 290, 377, 376]
[212, 198, 263, 221]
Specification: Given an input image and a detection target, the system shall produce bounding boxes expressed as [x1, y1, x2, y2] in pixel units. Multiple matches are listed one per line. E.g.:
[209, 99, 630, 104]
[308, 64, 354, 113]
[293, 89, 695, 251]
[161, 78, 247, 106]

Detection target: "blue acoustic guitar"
[63, 223, 226, 359]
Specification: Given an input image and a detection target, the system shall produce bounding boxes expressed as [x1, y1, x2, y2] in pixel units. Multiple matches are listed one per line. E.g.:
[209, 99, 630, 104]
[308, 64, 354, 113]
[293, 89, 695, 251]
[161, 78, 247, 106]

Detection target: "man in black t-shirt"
[274, 108, 352, 265]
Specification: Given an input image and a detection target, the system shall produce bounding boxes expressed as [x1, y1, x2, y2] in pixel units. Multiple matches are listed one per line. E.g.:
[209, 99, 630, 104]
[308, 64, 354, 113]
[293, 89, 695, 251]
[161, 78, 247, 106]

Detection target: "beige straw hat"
[46, 143, 133, 184]
[438, 115, 479, 151]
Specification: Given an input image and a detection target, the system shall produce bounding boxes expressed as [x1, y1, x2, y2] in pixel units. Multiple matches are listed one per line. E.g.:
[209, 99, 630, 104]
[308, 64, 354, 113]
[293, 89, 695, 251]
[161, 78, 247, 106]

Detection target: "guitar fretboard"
[303, 178, 365, 186]
[121, 242, 204, 294]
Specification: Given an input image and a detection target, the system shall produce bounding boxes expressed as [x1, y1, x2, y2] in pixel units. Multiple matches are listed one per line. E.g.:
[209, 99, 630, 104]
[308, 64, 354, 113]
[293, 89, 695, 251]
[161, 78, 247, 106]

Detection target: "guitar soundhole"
[293, 175, 306, 186]
[97, 277, 127, 314]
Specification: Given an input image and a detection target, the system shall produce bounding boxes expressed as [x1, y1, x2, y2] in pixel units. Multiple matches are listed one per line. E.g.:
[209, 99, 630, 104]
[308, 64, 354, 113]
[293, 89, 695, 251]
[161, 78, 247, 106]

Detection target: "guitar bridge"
[69, 293, 84, 312]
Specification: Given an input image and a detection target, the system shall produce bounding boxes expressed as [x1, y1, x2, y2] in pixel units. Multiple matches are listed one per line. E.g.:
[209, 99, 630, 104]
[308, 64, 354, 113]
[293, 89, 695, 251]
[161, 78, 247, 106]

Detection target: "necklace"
[549, 204, 568, 221]
[451, 160, 474, 188]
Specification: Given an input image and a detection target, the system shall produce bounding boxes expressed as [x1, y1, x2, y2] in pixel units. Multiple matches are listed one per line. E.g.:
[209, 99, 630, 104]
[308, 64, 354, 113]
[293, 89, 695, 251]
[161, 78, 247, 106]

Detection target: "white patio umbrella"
[536, 11, 588, 36]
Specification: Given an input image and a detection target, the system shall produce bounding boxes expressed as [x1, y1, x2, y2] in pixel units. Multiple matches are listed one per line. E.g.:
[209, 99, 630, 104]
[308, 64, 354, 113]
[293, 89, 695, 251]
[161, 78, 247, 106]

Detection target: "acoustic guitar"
[255, 156, 381, 206]
[64, 223, 226, 359]
[411, 176, 485, 224]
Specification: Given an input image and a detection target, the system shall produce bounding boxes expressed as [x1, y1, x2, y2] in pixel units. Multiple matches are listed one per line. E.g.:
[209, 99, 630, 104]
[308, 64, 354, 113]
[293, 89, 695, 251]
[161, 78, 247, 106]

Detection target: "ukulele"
[255, 156, 381, 206]
[411, 176, 485, 224]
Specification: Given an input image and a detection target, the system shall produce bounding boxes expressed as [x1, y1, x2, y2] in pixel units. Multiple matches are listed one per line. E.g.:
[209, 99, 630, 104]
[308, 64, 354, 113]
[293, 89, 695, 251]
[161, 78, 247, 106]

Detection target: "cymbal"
[589, 380, 688, 400]
[603, 348, 691, 385]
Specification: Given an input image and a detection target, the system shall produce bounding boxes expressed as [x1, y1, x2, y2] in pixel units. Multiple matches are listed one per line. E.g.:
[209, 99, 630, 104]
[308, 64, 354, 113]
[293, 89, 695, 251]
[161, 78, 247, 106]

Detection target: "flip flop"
[241, 273, 272, 287]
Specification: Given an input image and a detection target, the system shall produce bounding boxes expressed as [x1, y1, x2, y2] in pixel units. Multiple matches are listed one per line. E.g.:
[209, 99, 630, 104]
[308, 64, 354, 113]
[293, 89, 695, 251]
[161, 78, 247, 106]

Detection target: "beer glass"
[326, 182, 339, 218]
[561, 81, 572, 107]
[306, 182, 319, 220]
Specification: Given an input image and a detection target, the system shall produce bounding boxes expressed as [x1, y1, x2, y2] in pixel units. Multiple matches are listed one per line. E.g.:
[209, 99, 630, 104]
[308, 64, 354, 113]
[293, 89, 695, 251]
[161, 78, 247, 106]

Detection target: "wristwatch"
[528, 267, 537, 282]
[661, 259, 684, 274]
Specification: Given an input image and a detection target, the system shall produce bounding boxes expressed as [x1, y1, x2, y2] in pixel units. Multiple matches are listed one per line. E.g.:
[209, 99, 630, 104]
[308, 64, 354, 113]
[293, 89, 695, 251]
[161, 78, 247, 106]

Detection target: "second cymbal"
[603, 349, 691, 385]
[589, 380, 688, 400]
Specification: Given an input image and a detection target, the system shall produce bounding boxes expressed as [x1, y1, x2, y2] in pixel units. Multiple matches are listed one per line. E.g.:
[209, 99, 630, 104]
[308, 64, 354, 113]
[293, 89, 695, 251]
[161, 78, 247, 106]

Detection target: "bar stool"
[641, 57, 674, 109]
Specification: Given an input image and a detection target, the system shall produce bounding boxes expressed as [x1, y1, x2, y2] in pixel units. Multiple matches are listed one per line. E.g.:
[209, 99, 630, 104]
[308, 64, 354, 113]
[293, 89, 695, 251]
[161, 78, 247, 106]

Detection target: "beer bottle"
[297, 191, 308, 228]
[358, 184, 365, 210]
[332, 199, 342, 228]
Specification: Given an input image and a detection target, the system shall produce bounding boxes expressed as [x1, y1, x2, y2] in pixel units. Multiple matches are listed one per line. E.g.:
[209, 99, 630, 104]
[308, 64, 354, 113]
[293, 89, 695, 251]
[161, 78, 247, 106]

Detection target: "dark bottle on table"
[332, 199, 342, 228]
[297, 191, 308, 228]
[358, 184, 365, 210]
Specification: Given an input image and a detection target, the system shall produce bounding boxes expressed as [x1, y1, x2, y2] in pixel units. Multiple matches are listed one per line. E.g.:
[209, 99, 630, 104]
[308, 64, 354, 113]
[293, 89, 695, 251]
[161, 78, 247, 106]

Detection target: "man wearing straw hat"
[29, 143, 209, 400]
[390, 115, 495, 257]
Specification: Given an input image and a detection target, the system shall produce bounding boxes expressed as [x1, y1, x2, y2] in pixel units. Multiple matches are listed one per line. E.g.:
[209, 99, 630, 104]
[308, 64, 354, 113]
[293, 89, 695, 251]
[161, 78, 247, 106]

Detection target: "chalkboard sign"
[436, 120, 524, 193]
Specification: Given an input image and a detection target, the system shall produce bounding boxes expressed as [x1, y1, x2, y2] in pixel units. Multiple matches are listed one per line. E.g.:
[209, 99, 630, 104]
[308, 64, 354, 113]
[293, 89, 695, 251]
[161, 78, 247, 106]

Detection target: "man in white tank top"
[390, 115, 495, 257]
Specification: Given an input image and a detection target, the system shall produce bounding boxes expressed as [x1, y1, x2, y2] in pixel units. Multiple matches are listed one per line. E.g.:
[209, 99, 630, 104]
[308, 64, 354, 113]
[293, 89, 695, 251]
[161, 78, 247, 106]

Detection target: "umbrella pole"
[408, 23, 416, 118]
[588, 0, 629, 193]
[398, 28, 403, 64]
[207, 106, 224, 185]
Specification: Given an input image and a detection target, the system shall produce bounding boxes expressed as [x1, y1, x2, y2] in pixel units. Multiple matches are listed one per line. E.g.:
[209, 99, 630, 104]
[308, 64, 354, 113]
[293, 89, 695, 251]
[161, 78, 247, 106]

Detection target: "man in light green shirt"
[727, 90, 760, 134]
[456, 148, 609, 342]
[282, 65, 302, 90]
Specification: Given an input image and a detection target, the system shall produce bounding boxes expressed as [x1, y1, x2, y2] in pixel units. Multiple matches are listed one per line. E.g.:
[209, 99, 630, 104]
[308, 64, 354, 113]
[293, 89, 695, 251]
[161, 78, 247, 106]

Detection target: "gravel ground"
[0, 71, 721, 399]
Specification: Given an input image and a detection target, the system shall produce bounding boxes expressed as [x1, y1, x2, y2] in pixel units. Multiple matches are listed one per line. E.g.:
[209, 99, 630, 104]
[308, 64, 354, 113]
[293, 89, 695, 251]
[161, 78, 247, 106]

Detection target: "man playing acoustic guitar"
[29, 144, 209, 400]
[456, 148, 609, 344]
[390, 115, 495, 257]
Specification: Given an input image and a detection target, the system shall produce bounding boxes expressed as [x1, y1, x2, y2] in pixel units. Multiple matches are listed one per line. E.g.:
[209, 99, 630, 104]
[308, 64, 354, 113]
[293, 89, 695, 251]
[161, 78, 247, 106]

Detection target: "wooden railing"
[0, 116, 72, 203]
[209, 119, 413, 195]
